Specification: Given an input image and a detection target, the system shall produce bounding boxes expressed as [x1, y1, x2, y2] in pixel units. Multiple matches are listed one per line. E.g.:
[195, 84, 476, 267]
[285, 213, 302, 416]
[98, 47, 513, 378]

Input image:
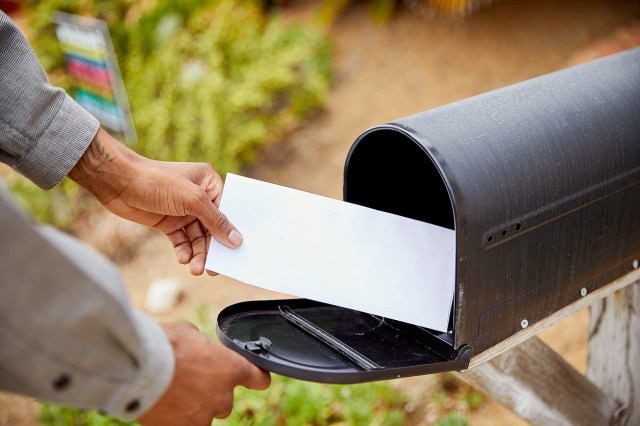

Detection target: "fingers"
[205, 234, 218, 276]
[184, 221, 208, 275]
[156, 215, 214, 276]
[166, 229, 192, 264]
[145, 322, 270, 425]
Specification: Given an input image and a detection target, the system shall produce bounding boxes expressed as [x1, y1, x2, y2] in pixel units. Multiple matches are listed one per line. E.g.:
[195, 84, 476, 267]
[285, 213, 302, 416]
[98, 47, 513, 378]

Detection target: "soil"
[3, 0, 640, 425]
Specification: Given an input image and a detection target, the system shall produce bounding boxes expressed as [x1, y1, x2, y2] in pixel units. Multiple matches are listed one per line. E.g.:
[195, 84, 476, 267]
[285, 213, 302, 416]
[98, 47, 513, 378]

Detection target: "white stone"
[145, 277, 184, 314]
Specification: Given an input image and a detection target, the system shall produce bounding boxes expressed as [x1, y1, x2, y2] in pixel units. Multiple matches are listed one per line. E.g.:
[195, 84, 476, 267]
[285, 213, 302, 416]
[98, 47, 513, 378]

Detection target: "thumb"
[225, 349, 270, 390]
[192, 194, 243, 248]
[239, 363, 271, 391]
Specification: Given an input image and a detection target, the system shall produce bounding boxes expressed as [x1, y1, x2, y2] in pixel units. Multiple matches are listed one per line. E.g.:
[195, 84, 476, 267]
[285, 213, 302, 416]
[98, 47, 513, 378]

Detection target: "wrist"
[69, 128, 141, 202]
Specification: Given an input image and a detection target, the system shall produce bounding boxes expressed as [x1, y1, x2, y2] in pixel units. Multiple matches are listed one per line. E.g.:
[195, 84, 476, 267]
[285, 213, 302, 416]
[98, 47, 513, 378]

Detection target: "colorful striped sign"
[54, 12, 136, 145]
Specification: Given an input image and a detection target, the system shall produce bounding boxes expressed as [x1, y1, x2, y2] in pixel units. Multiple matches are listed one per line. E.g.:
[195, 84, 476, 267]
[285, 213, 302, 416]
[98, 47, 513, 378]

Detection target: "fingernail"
[228, 229, 243, 246]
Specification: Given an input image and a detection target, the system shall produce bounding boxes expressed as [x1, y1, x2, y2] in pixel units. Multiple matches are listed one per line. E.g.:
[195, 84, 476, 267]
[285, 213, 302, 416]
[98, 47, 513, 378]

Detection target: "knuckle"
[181, 191, 200, 213]
[197, 162, 215, 175]
[184, 189, 209, 216]
[191, 235, 206, 246]
[195, 162, 218, 182]
[214, 210, 230, 230]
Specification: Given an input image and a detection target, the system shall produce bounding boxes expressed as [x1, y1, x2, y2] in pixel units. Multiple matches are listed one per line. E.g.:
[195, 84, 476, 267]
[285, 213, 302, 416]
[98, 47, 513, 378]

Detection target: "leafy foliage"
[222, 376, 407, 425]
[436, 412, 469, 426]
[124, 0, 330, 172]
[39, 404, 137, 426]
[9, 0, 330, 228]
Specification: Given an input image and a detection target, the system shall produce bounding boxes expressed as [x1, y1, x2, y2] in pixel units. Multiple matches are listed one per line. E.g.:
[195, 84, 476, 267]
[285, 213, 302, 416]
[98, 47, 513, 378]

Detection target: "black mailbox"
[217, 48, 640, 383]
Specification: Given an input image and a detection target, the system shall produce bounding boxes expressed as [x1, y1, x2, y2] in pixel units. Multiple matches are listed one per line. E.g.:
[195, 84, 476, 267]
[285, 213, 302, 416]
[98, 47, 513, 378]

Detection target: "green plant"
[12, 0, 330, 229]
[125, 0, 330, 173]
[463, 387, 485, 410]
[436, 412, 469, 426]
[222, 375, 407, 425]
[39, 404, 138, 426]
[39, 375, 407, 426]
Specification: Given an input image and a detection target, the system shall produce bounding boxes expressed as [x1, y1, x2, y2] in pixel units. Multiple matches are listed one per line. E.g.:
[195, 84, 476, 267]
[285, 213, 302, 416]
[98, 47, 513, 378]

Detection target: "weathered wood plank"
[587, 280, 640, 425]
[468, 268, 640, 369]
[459, 336, 618, 425]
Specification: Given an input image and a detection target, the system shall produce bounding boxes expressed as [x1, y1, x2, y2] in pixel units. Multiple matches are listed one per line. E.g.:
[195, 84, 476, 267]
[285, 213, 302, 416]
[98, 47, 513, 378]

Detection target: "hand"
[138, 322, 271, 425]
[69, 128, 241, 275]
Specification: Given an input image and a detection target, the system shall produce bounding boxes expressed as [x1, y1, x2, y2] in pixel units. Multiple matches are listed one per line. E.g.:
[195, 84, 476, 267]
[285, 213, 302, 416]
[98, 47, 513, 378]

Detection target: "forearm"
[68, 128, 144, 203]
[0, 188, 174, 419]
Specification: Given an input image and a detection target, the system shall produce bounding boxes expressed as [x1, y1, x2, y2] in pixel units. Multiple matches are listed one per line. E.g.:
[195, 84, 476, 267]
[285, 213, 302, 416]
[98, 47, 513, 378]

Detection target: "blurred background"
[1, 0, 640, 424]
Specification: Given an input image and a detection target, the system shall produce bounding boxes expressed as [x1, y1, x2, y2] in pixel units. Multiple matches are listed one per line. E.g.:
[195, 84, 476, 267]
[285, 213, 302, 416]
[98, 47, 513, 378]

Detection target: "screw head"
[580, 287, 588, 297]
[520, 319, 529, 329]
[633, 259, 639, 270]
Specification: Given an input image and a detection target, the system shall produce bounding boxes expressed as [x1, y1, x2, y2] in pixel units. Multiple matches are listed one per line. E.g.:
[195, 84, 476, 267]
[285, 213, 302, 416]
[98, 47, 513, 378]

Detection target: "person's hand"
[138, 322, 271, 426]
[69, 128, 240, 275]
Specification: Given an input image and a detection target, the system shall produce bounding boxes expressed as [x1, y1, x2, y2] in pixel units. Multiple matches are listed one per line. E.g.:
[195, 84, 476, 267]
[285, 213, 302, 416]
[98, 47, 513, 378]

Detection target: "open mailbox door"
[217, 299, 470, 384]
[217, 48, 640, 383]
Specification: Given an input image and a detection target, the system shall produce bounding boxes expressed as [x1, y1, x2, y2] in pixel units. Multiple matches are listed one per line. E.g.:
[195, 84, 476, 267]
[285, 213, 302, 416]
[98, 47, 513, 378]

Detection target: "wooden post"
[587, 279, 640, 425]
[458, 336, 619, 425]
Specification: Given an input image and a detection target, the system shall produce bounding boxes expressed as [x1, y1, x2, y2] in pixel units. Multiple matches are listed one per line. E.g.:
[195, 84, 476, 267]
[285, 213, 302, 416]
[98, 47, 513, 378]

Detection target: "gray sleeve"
[0, 186, 175, 419]
[0, 11, 99, 190]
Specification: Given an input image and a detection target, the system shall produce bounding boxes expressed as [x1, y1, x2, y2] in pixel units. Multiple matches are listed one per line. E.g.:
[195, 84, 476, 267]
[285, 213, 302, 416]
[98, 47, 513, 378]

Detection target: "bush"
[125, 0, 330, 172]
[10, 0, 330, 228]
[222, 376, 407, 425]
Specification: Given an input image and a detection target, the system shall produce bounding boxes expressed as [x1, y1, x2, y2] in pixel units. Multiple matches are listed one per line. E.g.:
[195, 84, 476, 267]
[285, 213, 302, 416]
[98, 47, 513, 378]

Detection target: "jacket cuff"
[15, 94, 99, 190]
[102, 311, 175, 419]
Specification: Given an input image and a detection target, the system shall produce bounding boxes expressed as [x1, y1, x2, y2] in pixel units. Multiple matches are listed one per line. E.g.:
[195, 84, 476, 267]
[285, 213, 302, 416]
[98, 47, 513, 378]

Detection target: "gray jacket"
[0, 11, 173, 419]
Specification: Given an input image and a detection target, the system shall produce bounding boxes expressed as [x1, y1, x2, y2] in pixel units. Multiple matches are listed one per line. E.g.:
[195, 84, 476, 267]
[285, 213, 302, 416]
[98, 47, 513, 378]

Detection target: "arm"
[0, 11, 269, 423]
[0, 190, 269, 423]
[0, 9, 240, 275]
[0, 187, 174, 419]
[0, 11, 99, 189]
[68, 128, 242, 276]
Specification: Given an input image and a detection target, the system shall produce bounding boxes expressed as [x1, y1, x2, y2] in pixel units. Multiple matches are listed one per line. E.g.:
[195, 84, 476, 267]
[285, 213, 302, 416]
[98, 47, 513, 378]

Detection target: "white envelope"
[206, 174, 456, 331]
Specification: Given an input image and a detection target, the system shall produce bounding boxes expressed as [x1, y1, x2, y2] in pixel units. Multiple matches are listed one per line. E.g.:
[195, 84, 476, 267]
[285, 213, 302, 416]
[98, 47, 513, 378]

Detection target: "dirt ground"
[2, 0, 640, 425]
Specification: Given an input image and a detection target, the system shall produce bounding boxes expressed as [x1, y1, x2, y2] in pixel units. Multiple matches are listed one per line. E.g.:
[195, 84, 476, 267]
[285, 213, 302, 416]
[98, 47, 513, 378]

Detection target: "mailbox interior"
[343, 127, 457, 333]
[344, 128, 455, 231]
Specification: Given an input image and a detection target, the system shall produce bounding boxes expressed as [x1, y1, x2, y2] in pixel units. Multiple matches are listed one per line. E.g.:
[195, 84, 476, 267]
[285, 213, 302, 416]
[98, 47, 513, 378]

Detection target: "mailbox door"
[217, 299, 471, 384]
